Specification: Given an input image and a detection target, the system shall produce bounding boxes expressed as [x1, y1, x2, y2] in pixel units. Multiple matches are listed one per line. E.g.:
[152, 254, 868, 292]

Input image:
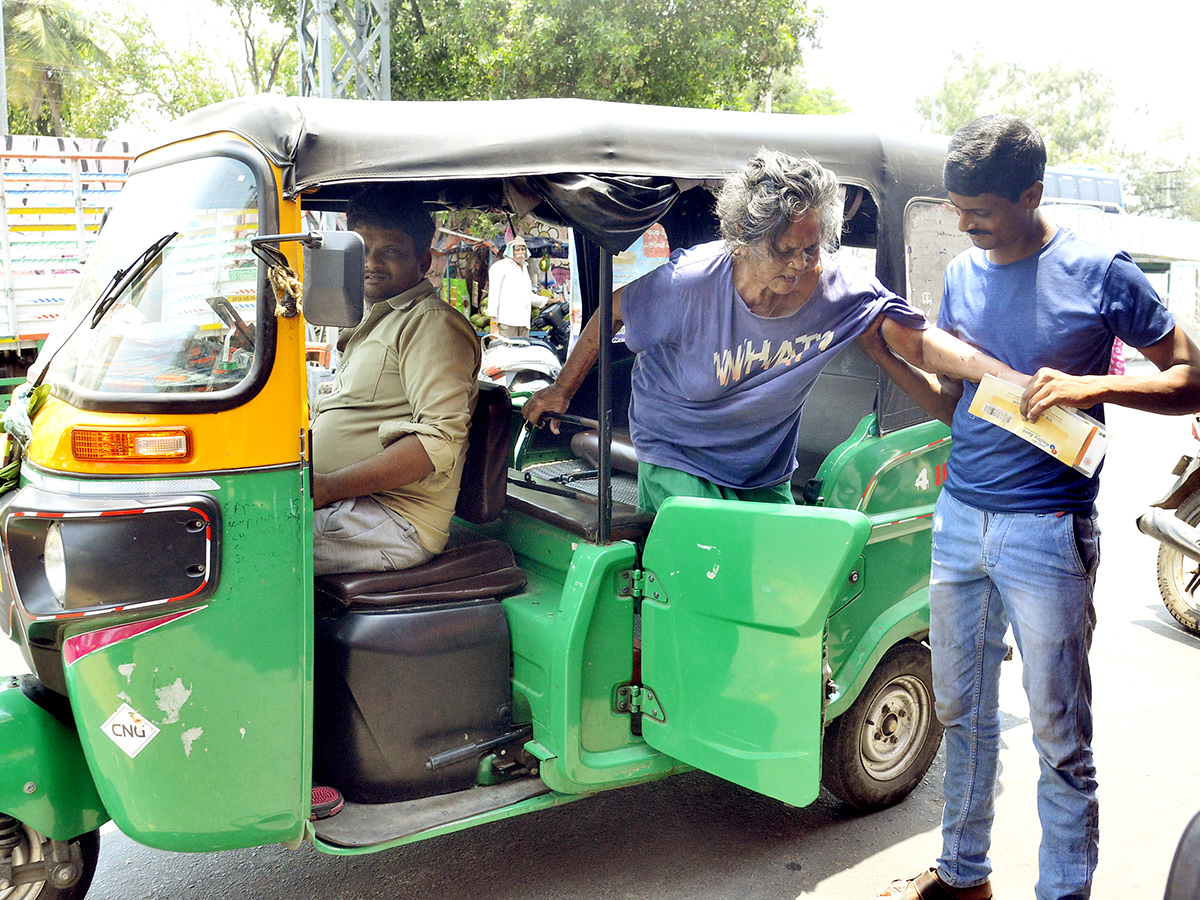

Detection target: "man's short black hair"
[944, 115, 1047, 203]
[345, 185, 436, 251]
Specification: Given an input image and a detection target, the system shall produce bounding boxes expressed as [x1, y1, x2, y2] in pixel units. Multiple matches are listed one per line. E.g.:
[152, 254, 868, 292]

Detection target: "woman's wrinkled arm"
[856, 316, 961, 425]
[523, 287, 624, 433]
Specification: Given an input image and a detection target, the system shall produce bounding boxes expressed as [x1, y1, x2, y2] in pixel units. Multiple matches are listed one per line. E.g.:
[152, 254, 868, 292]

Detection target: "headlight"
[44, 522, 67, 601]
[6, 489, 221, 619]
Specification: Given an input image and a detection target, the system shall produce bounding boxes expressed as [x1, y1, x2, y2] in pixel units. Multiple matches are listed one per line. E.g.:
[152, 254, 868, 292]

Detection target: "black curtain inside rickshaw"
[518, 173, 681, 256]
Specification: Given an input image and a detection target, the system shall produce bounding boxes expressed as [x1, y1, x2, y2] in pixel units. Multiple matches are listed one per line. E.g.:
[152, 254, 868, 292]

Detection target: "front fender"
[0, 676, 108, 839]
[1153, 455, 1200, 510]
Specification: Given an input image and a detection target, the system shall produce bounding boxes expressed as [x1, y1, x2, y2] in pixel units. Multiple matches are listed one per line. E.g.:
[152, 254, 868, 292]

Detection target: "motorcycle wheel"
[1156, 489, 1200, 636]
[0, 818, 99, 900]
[821, 640, 944, 811]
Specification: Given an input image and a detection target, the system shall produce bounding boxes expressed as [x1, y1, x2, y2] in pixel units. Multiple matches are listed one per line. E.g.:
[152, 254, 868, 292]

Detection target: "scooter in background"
[530, 299, 570, 362]
[1165, 810, 1200, 899]
[1136, 413, 1200, 636]
[478, 334, 562, 395]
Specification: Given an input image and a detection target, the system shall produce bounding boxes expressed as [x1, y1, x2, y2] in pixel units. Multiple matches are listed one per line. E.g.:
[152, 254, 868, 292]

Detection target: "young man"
[309, 187, 481, 576]
[882, 116, 1200, 900]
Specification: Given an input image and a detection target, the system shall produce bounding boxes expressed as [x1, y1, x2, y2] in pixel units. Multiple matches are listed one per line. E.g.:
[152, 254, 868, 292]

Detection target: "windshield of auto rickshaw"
[35, 156, 262, 396]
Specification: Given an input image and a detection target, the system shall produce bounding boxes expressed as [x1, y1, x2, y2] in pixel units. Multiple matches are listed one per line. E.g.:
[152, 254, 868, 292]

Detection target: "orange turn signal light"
[71, 427, 192, 462]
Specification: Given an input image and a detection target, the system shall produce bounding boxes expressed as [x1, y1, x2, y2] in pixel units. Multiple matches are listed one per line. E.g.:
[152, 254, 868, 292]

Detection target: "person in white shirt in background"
[487, 236, 538, 338]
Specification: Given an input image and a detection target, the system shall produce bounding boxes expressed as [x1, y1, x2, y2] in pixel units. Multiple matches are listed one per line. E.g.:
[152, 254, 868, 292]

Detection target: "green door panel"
[499, 534, 681, 794]
[639, 497, 871, 807]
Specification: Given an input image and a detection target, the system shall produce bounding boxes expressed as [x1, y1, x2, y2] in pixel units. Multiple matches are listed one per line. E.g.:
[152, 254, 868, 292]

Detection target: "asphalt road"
[3, 381, 1198, 900]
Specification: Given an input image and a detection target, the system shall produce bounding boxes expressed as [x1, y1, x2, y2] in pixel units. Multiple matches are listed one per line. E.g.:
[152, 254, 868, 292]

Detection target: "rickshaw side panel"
[477, 511, 682, 793]
[815, 416, 950, 716]
[62, 466, 311, 852]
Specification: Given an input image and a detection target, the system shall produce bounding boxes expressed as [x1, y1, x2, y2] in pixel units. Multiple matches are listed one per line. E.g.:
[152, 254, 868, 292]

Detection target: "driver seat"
[312, 381, 526, 804]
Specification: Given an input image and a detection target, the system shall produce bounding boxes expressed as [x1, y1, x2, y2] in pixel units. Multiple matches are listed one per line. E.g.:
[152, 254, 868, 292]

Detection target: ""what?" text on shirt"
[713, 332, 835, 385]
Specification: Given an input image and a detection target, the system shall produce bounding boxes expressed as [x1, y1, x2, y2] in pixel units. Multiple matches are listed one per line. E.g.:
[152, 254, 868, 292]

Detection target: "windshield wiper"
[26, 231, 181, 390]
[90, 231, 179, 328]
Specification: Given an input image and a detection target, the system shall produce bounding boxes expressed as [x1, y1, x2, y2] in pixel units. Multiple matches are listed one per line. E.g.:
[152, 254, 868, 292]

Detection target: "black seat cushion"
[315, 539, 526, 613]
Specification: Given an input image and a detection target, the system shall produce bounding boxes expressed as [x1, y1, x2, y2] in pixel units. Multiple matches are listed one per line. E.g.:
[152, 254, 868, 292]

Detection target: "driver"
[309, 186, 481, 575]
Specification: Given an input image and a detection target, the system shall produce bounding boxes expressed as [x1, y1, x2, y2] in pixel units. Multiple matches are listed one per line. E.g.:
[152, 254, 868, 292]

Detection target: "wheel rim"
[1162, 548, 1200, 618]
[858, 674, 934, 782]
[1, 821, 51, 900]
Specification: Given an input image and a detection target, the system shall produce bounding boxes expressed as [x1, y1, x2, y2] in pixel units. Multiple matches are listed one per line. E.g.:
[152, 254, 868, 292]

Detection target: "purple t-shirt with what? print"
[620, 240, 927, 490]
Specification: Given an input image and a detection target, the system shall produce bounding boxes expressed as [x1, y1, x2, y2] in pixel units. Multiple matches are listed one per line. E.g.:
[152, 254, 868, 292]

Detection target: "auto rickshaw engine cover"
[312, 564, 515, 804]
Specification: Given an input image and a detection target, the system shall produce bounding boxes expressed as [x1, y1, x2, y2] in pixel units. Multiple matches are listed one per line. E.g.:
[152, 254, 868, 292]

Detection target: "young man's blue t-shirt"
[620, 240, 926, 490]
[939, 227, 1175, 514]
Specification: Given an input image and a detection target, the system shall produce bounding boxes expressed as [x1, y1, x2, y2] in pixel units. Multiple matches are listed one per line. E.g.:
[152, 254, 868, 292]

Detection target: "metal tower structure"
[298, 0, 392, 100]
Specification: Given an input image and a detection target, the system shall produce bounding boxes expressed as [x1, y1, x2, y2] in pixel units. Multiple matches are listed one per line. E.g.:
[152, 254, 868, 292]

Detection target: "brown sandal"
[879, 868, 993, 900]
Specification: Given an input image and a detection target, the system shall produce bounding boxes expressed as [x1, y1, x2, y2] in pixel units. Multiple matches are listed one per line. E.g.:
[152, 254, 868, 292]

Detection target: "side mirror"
[301, 230, 364, 327]
[251, 231, 365, 327]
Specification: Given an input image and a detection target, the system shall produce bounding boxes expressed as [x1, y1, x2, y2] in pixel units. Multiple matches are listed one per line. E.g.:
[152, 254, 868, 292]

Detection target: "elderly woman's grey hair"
[715, 149, 842, 256]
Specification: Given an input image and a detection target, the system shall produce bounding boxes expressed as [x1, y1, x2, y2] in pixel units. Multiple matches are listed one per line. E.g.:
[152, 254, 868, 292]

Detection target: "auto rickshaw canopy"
[158, 94, 949, 269]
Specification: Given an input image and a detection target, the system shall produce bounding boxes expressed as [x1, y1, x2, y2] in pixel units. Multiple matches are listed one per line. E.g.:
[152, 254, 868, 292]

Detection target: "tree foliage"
[222, 0, 841, 115]
[212, 0, 296, 94]
[6, 0, 297, 138]
[4, 0, 112, 135]
[917, 50, 1114, 164]
[1116, 129, 1200, 220]
[764, 70, 851, 116]
[71, 11, 238, 137]
[918, 48, 1200, 220]
[4, 0, 841, 140]
[387, 0, 822, 109]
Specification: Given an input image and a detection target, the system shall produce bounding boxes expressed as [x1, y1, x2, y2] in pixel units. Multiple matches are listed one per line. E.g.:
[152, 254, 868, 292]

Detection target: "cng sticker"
[101, 703, 160, 759]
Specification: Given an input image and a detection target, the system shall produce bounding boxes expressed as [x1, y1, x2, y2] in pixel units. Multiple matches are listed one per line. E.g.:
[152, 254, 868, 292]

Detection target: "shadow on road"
[91, 762, 952, 900]
[1132, 599, 1200, 648]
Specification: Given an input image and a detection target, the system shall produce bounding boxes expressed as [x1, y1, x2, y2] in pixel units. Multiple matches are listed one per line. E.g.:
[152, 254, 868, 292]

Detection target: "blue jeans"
[930, 491, 1100, 900]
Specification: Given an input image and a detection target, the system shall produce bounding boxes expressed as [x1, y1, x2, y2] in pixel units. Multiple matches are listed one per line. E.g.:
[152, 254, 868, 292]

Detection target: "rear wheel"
[822, 641, 943, 811]
[1156, 490, 1200, 636]
[0, 817, 99, 900]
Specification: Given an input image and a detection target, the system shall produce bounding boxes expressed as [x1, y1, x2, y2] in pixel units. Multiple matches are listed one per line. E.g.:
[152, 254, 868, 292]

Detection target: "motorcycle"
[1166, 809, 1200, 900]
[530, 298, 570, 362]
[1136, 413, 1200, 635]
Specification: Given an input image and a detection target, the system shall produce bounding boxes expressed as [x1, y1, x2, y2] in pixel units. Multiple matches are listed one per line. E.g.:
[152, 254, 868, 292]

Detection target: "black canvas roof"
[162, 94, 949, 185]
[157, 95, 949, 247]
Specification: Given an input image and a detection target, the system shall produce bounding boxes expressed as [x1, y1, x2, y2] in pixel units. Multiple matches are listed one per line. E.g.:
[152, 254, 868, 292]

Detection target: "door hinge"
[614, 684, 666, 722]
[617, 569, 665, 603]
[617, 568, 644, 598]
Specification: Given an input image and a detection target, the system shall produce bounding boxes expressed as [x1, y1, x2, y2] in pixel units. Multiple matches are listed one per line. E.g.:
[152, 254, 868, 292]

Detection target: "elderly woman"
[524, 149, 1022, 512]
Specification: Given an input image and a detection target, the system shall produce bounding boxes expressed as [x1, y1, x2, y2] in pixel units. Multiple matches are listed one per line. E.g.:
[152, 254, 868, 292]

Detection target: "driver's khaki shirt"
[311, 279, 481, 553]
